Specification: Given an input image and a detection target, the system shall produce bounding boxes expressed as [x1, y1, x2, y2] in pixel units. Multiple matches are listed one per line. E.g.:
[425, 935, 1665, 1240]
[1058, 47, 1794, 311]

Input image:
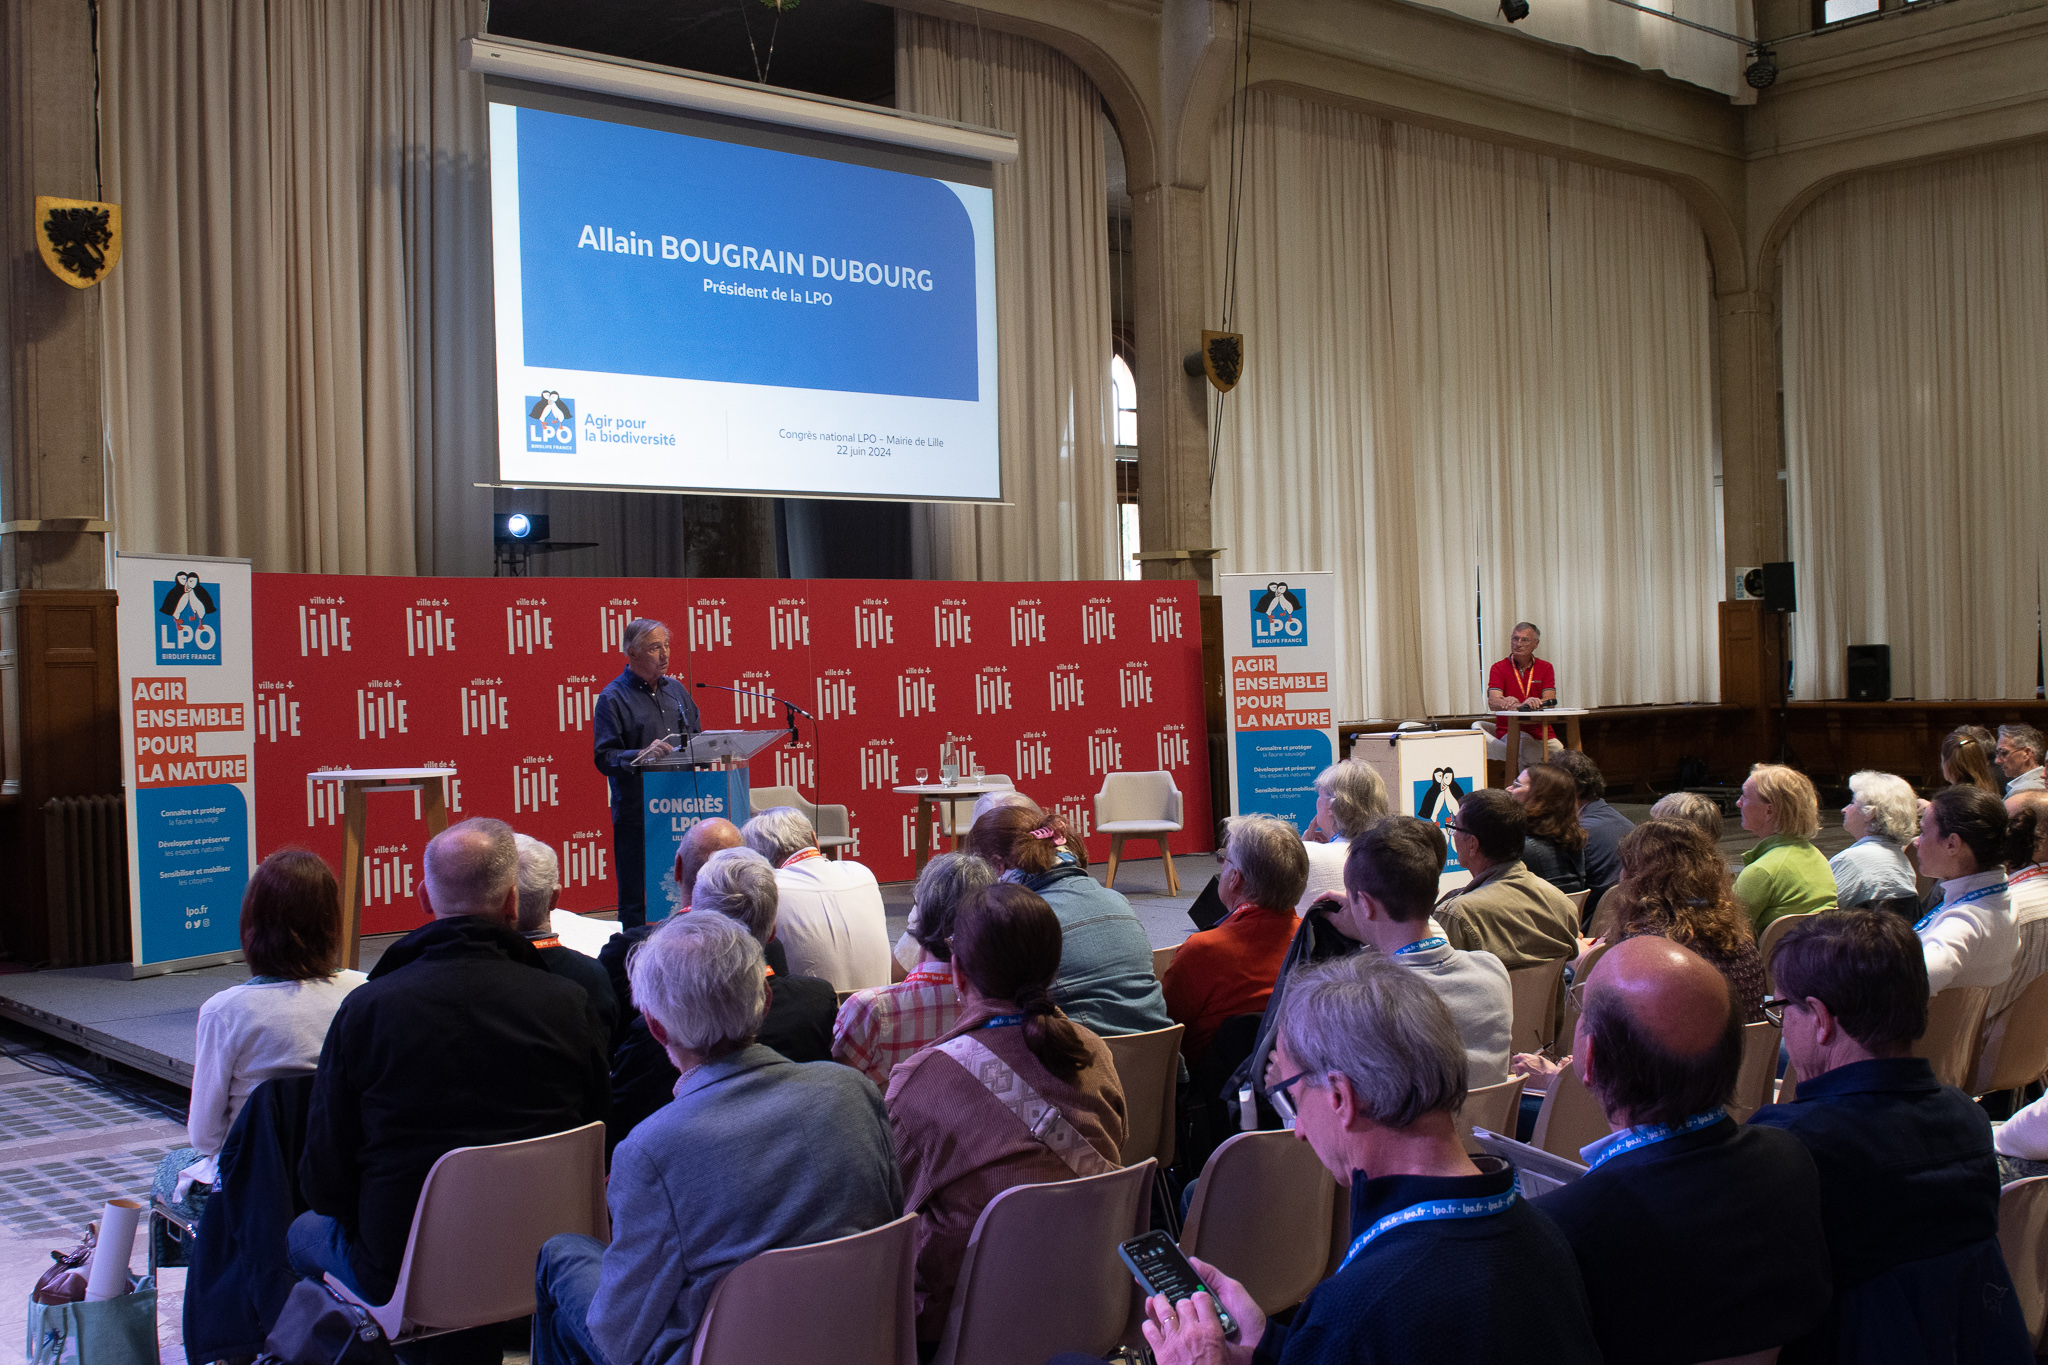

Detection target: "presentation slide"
[487, 96, 1000, 502]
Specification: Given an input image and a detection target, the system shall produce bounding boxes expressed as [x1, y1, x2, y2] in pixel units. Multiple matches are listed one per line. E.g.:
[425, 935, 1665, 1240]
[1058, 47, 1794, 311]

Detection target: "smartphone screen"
[1119, 1232, 1238, 1339]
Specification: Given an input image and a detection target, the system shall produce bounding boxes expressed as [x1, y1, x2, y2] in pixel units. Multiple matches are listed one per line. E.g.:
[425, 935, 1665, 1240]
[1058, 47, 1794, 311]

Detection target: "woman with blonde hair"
[1733, 763, 1839, 932]
[1940, 728, 2002, 796]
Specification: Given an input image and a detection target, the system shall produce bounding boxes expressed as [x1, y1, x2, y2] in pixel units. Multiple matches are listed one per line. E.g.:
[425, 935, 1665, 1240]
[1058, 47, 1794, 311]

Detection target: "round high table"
[893, 780, 1013, 873]
[307, 767, 457, 968]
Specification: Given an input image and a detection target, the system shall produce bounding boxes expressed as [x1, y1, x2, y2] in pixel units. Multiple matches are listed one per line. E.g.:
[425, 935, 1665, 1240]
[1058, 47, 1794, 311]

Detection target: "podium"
[638, 730, 784, 924]
[1348, 729, 1486, 895]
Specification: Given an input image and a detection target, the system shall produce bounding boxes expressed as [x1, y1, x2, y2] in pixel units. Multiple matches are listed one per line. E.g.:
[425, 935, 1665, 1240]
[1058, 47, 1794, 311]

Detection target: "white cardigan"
[1918, 870, 2017, 996]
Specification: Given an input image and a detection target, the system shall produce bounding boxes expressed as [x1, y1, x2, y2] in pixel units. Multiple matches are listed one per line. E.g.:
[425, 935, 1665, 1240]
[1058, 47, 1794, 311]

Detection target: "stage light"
[1745, 48, 1778, 87]
[1501, 0, 1532, 22]
[507, 513, 532, 539]
[492, 512, 550, 544]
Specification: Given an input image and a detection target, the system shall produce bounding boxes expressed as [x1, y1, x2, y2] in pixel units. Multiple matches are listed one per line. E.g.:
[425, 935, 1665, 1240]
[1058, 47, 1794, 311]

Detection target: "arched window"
[1111, 353, 1137, 448]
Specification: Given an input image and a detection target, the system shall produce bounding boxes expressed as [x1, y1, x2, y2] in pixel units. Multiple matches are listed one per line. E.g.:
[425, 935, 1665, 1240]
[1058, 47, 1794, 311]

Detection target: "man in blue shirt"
[1750, 909, 2031, 1362]
[592, 618, 700, 927]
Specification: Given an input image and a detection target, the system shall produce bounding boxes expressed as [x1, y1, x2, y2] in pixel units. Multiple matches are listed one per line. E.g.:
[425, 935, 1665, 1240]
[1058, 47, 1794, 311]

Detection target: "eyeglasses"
[1265, 1070, 1314, 1105]
[1759, 997, 1800, 1027]
[1567, 980, 1590, 1015]
[1440, 819, 1466, 834]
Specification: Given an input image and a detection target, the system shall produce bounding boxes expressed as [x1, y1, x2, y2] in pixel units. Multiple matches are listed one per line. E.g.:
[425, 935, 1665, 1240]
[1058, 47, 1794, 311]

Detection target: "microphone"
[696, 682, 814, 745]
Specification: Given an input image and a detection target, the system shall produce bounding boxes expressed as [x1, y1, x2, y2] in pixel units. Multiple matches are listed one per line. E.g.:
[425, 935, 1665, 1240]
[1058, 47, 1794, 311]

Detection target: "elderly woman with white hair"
[609, 846, 839, 1144]
[1299, 760, 1390, 910]
[1828, 770, 1922, 910]
[535, 911, 902, 1365]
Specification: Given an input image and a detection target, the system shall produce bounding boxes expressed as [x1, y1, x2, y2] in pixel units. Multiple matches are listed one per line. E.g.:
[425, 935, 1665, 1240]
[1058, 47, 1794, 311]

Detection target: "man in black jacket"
[1750, 910, 2031, 1362]
[290, 818, 611, 1315]
[515, 832, 618, 1043]
[1537, 934, 1832, 1365]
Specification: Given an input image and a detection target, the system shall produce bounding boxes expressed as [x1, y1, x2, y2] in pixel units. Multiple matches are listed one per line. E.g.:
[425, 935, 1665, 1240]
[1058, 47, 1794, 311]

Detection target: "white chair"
[1094, 771, 1184, 894]
[749, 784, 854, 857]
[938, 774, 1015, 840]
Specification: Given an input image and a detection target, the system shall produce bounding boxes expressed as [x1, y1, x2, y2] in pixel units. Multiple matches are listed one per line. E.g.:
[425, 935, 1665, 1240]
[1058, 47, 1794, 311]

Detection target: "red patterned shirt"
[832, 962, 960, 1089]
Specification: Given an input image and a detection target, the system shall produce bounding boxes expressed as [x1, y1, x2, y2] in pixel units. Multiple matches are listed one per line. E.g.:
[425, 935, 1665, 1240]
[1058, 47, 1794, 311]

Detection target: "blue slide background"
[516, 107, 982, 401]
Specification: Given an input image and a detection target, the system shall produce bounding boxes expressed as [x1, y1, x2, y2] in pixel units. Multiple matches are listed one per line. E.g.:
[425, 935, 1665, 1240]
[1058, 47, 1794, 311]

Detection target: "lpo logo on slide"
[526, 392, 576, 453]
[1249, 582, 1307, 649]
[156, 573, 223, 666]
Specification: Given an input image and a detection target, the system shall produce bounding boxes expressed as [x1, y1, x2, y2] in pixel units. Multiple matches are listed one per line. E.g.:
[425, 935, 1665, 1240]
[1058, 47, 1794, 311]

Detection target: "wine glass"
[915, 767, 930, 786]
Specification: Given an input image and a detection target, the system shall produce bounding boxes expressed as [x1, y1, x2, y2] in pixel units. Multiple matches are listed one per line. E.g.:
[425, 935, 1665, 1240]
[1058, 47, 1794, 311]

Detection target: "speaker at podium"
[638, 729, 787, 923]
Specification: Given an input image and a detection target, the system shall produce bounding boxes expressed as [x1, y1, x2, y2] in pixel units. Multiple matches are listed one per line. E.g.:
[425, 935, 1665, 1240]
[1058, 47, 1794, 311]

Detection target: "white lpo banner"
[1219, 572, 1338, 828]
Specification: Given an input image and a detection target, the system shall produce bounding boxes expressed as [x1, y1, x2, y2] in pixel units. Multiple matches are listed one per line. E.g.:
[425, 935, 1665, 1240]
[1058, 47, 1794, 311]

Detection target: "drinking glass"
[971, 761, 986, 781]
[915, 768, 930, 785]
[941, 761, 960, 787]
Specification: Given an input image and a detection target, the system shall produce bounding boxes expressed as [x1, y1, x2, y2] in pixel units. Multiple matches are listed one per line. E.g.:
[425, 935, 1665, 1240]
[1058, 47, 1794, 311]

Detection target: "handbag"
[25, 1275, 158, 1365]
[257, 1278, 397, 1365]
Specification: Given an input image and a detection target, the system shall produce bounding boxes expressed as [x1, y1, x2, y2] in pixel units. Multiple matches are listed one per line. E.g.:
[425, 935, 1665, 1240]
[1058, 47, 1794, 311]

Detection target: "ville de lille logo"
[156, 572, 222, 666]
[526, 391, 576, 453]
[1250, 581, 1307, 649]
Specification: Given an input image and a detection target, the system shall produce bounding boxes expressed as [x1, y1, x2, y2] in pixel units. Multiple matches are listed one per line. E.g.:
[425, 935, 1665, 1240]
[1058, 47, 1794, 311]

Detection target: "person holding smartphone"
[592, 618, 702, 928]
[1138, 953, 1600, 1365]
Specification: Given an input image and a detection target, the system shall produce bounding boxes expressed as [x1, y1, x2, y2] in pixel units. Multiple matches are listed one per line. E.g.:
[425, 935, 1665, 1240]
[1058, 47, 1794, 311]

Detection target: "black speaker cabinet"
[1846, 645, 1891, 702]
[1762, 561, 1797, 614]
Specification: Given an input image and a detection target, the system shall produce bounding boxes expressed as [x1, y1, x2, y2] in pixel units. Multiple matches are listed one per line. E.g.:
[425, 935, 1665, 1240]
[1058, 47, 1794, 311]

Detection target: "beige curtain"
[101, 0, 498, 575]
[1209, 90, 1720, 722]
[1406, 0, 1758, 103]
[1781, 144, 2048, 701]
[895, 13, 1118, 582]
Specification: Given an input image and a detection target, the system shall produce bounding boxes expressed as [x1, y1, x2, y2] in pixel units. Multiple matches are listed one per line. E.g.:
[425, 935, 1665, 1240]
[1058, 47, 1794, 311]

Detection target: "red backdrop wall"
[252, 574, 1214, 934]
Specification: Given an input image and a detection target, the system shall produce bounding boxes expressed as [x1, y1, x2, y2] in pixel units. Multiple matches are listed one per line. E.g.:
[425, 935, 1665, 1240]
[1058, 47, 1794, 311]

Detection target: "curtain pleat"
[1208, 91, 1720, 723]
[1782, 144, 2048, 701]
[895, 13, 1117, 583]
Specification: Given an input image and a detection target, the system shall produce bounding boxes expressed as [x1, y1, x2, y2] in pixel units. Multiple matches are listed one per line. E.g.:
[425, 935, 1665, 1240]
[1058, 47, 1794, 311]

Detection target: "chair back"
[931, 1160, 1155, 1365]
[1728, 1020, 1784, 1122]
[1978, 970, 2048, 1094]
[1151, 945, 1178, 979]
[1103, 1025, 1184, 1169]
[1757, 912, 1820, 996]
[1565, 889, 1590, 918]
[1508, 958, 1570, 1054]
[1914, 986, 1993, 1089]
[367, 1121, 609, 1338]
[749, 785, 851, 841]
[1560, 941, 1612, 1043]
[1180, 1133, 1340, 1315]
[1456, 1076, 1526, 1147]
[1999, 1176, 2048, 1350]
[1093, 771, 1184, 828]
[690, 1213, 919, 1365]
[1530, 1065, 1612, 1161]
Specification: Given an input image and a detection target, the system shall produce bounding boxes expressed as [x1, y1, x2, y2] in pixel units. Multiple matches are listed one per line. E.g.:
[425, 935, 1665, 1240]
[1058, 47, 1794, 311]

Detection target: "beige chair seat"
[1093, 772, 1185, 894]
[690, 1213, 919, 1365]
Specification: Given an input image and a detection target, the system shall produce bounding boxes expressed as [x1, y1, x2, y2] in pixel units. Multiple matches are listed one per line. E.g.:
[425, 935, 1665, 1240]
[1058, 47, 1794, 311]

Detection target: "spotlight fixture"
[1501, 0, 1531, 21]
[492, 512, 548, 544]
[1744, 47, 1777, 88]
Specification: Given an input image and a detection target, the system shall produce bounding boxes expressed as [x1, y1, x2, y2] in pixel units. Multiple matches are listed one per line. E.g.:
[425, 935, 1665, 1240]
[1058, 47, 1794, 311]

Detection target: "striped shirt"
[832, 961, 961, 1089]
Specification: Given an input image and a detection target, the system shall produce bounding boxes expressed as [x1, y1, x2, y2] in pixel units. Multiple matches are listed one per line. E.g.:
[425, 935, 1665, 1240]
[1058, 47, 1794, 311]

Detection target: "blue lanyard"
[1588, 1109, 1725, 1170]
[1338, 1186, 1519, 1272]
[979, 1014, 1025, 1029]
[1394, 937, 1447, 956]
[1915, 879, 2007, 933]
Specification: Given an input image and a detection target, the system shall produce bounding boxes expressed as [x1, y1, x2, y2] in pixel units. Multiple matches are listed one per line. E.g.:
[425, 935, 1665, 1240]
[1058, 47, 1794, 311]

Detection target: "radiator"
[44, 794, 131, 967]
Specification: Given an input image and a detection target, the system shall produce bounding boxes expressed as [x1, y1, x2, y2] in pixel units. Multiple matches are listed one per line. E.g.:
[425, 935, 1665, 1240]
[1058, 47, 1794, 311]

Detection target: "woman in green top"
[1733, 763, 1839, 932]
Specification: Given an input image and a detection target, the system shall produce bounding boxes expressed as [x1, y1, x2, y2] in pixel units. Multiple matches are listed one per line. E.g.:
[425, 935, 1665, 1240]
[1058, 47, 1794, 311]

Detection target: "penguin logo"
[1416, 767, 1467, 823]
[153, 572, 223, 664]
[524, 391, 577, 452]
[1249, 582, 1308, 648]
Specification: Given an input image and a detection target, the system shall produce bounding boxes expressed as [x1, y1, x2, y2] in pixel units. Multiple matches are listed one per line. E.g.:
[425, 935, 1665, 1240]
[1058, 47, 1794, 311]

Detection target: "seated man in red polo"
[1162, 815, 1307, 1066]
[1486, 620, 1563, 769]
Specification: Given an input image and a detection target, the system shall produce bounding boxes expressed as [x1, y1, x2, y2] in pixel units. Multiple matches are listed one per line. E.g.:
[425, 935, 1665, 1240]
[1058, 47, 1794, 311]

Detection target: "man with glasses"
[1998, 724, 2046, 796]
[1536, 936, 1829, 1364]
[1749, 910, 2027, 1360]
[1433, 788, 1579, 970]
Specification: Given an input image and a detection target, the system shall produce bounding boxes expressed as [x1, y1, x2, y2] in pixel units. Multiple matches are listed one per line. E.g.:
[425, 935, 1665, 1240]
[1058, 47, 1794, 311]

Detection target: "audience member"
[1649, 790, 1725, 844]
[1734, 763, 1839, 932]
[1163, 816, 1308, 1065]
[887, 884, 1126, 1344]
[1298, 760, 1388, 910]
[1751, 910, 2031, 1361]
[1914, 784, 2016, 995]
[1141, 954, 1601, 1365]
[1537, 936, 1830, 1364]
[1828, 771, 1921, 910]
[599, 816, 742, 1046]
[1433, 788, 1579, 969]
[962, 804, 1171, 1037]
[1941, 727, 2003, 796]
[890, 795, 1027, 975]
[1999, 723, 2046, 795]
[834, 852, 993, 1088]
[743, 806, 890, 990]
[514, 834, 618, 1042]
[1551, 749, 1634, 896]
[294, 819, 609, 1314]
[1601, 820, 1766, 1022]
[1507, 762, 1590, 894]
[1981, 793, 2048, 1090]
[534, 912, 901, 1365]
[154, 849, 366, 1235]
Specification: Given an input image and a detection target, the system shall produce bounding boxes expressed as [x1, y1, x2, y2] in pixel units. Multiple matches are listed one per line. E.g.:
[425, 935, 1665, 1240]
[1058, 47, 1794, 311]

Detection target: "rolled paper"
[84, 1199, 143, 1300]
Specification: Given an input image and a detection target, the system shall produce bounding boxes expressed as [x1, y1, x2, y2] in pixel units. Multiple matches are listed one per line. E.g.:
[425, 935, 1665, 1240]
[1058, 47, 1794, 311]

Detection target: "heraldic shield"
[35, 196, 122, 289]
[1200, 330, 1243, 392]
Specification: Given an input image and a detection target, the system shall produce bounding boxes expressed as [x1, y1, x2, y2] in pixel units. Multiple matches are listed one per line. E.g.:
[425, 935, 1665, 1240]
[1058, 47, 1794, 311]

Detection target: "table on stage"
[308, 767, 457, 969]
[894, 780, 1012, 873]
[1493, 708, 1590, 764]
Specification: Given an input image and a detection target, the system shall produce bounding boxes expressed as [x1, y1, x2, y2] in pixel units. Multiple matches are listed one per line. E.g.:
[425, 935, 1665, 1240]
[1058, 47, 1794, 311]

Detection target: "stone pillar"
[0, 0, 109, 591]
[1128, 182, 1216, 593]
[1717, 289, 1785, 589]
